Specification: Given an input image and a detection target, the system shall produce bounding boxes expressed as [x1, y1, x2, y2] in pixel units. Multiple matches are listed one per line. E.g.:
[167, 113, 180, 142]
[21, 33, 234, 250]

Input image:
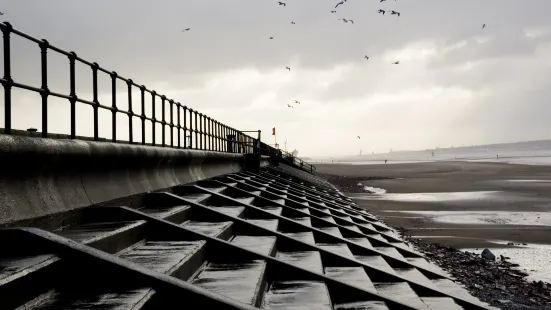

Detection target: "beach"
[316, 161, 551, 281]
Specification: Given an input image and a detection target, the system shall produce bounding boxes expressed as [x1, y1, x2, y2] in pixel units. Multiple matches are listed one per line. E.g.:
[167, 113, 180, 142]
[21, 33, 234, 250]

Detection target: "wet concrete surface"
[246, 219, 279, 231]
[30, 287, 155, 310]
[180, 193, 212, 203]
[374, 282, 427, 310]
[181, 221, 233, 237]
[55, 221, 146, 244]
[291, 217, 312, 227]
[0, 254, 59, 285]
[283, 232, 316, 244]
[316, 243, 354, 258]
[276, 251, 323, 274]
[324, 267, 375, 291]
[347, 237, 374, 249]
[373, 247, 405, 261]
[118, 240, 206, 274]
[232, 197, 255, 205]
[319, 216, 336, 224]
[421, 297, 464, 310]
[262, 281, 332, 310]
[317, 227, 343, 238]
[208, 206, 246, 218]
[230, 235, 277, 257]
[355, 256, 396, 275]
[192, 260, 267, 305]
[137, 205, 190, 219]
[257, 206, 283, 216]
[334, 300, 390, 309]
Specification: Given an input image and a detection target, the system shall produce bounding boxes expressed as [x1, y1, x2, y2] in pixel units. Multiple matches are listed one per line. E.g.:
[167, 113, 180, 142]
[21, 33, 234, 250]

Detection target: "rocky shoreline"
[401, 231, 551, 310]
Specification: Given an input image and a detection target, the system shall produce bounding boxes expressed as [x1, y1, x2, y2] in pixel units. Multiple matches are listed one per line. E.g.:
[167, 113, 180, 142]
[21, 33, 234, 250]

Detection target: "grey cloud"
[3, 0, 551, 155]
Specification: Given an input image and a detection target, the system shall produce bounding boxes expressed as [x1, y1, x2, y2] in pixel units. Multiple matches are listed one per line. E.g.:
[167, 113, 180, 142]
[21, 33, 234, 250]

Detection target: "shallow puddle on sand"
[461, 243, 551, 284]
[355, 191, 501, 202]
[506, 179, 551, 183]
[384, 210, 551, 226]
[410, 236, 551, 284]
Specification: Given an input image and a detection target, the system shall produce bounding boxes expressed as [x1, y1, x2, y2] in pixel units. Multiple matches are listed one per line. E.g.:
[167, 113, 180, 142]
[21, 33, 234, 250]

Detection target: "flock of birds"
[274, 0, 404, 108]
[0, 5, 489, 140]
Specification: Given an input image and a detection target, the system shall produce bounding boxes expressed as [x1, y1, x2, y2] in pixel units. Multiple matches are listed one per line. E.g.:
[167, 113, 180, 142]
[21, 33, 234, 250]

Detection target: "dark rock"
[481, 248, 496, 261]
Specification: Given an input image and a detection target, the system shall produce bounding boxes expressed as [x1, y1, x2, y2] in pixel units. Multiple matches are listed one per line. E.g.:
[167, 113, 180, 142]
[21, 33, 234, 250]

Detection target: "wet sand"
[316, 161, 551, 248]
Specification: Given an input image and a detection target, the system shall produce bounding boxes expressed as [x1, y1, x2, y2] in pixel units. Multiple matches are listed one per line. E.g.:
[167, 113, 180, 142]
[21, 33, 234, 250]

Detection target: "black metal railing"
[0, 22, 315, 172]
[281, 149, 316, 173]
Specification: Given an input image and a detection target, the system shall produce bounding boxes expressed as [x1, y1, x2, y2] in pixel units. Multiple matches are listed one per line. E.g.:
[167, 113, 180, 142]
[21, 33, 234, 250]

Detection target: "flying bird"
[380, 0, 387, 2]
[357, 136, 361, 139]
[269, 36, 274, 39]
[287, 104, 294, 108]
[392, 61, 400, 64]
[331, 10, 337, 13]
[482, 24, 486, 29]
[291, 21, 295, 24]
[335, 1, 344, 8]
[377, 9, 385, 15]
[0, 12, 4, 15]
[349, 19, 354, 24]
[278, 1, 286, 7]
[286, 66, 291, 71]
[182, 28, 191, 32]
[390, 10, 400, 17]
[364, 55, 369, 60]
[295, 100, 300, 104]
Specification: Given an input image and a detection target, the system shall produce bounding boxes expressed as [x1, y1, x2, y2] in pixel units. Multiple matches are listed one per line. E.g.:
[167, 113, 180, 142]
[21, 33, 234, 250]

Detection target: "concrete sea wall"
[0, 134, 265, 225]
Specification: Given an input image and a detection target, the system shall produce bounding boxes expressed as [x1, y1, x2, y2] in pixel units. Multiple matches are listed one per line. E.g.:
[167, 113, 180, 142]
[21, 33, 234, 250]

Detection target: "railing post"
[1, 22, 13, 135]
[183, 106, 188, 148]
[140, 85, 146, 145]
[176, 102, 181, 148]
[169, 99, 174, 147]
[68, 52, 77, 139]
[194, 110, 198, 149]
[161, 95, 166, 146]
[39, 39, 50, 138]
[91, 62, 99, 141]
[111, 71, 118, 142]
[227, 134, 235, 153]
[151, 91, 156, 145]
[127, 79, 133, 143]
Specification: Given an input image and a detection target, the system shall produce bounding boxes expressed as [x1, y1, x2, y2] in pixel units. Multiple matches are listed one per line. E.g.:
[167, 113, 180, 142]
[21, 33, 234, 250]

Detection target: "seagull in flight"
[380, 0, 387, 2]
[377, 9, 385, 15]
[392, 61, 400, 64]
[357, 136, 361, 139]
[291, 21, 295, 24]
[482, 23, 486, 29]
[364, 55, 369, 60]
[286, 66, 291, 71]
[269, 36, 274, 39]
[335, 1, 344, 8]
[182, 28, 191, 32]
[390, 10, 400, 17]
[278, 1, 286, 7]
[0, 12, 4, 15]
[295, 100, 301, 105]
[287, 104, 294, 108]
[331, 10, 337, 13]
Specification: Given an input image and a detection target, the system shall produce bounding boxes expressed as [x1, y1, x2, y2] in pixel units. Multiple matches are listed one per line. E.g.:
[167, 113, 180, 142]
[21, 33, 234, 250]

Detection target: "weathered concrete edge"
[0, 134, 254, 225]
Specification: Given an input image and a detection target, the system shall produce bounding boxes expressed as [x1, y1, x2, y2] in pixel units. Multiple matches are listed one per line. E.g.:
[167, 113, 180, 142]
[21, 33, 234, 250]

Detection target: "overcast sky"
[1, 0, 551, 156]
